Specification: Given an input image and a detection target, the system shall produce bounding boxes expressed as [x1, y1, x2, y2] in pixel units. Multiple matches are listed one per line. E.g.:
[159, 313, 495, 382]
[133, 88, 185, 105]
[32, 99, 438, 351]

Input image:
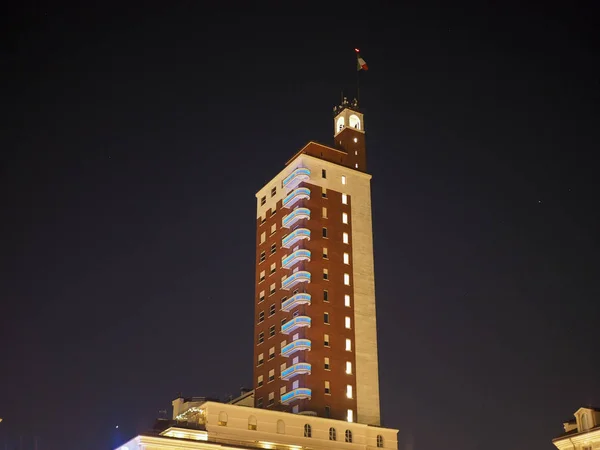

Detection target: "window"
[280, 296, 287, 306]
[271, 243, 277, 254]
[259, 290, 265, 303]
[346, 338, 352, 351]
[322, 187, 327, 198]
[270, 207, 276, 217]
[304, 424, 312, 438]
[342, 253, 349, 265]
[258, 311, 265, 323]
[258, 332, 264, 344]
[324, 357, 330, 370]
[281, 318, 287, 326]
[347, 409, 354, 423]
[260, 232, 266, 244]
[248, 416, 257, 430]
[277, 420, 285, 434]
[218, 411, 228, 426]
[325, 406, 331, 417]
[324, 381, 331, 395]
[353, 137, 358, 143]
[260, 196, 266, 206]
[271, 186, 277, 197]
[344, 294, 351, 307]
[355, 163, 358, 168]
[323, 269, 329, 280]
[269, 369, 275, 382]
[269, 347, 275, 360]
[343, 232, 349, 244]
[269, 304, 276, 316]
[260, 251, 266, 263]
[345, 316, 351, 329]
[270, 263, 276, 275]
[270, 283, 276, 295]
[346, 361, 352, 374]
[344, 273, 350, 285]
[280, 363, 287, 373]
[324, 312, 330, 324]
[322, 206, 327, 218]
[259, 270, 266, 282]
[342, 212, 348, 224]
[342, 175, 346, 185]
[292, 380, 299, 389]
[270, 223, 276, 235]
[257, 375, 263, 387]
[268, 392, 274, 406]
[324, 290, 329, 302]
[329, 427, 337, 441]
[322, 227, 328, 238]
[323, 247, 328, 259]
[257, 353, 264, 366]
[324, 334, 330, 347]
[342, 193, 348, 204]
[377, 435, 384, 448]
[322, 169, 327, 178]
[346, 385, 353, 398]
[257, 397, 263, 408]
[280, 385, 287, 395]
[345, 430, 352, 443]
[269, 325, 276, 338]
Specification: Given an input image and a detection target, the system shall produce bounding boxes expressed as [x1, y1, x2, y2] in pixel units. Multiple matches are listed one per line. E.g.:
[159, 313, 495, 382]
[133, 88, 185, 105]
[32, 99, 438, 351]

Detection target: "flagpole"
[355, 48, 360, 103]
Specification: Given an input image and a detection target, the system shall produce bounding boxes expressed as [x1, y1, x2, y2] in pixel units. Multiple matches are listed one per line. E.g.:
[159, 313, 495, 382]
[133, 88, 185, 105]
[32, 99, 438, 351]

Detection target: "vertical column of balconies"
[280, 168, 313, 406]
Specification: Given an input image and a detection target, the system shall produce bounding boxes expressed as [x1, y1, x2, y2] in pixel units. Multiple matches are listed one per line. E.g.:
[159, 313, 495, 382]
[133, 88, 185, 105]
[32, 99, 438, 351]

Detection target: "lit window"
[324, 334, 330, 346]
[347, 409, 353, 423]
[342, 193, 348, 204]
[342, 212, 348, 224]
[324, 312, 330, 324]
[377, 435, 384, 448]
[258, 311, 265, 323]
[345, 338, 352, 351]
[258, 332, 264, 344]
[269, 304, 276, 316]
[355, 150, 358, 155]
[270, 223, 276, 235]
[345, 316, 351, 329]
[270, 262, 276, 274]
[324, 290, 329, 302]
[259, 270, 266, 282]
[323, 269, 328, 280]
[257, 375, 263, 387]
[323, 247, 328, 259]
[324, 357, 330, 370]
[257, 353, 264, 365]
[322, 227, 328, 238]
[260, 196, 266, 206]
[271, 186, 276, 197]
[343, 232, 349, 244]
[322, 187, 327, 198]
[343, 253, 349, 264]
[345, 430, 353, 443]
[346, 385, 353, 398]
[342, 175, 346, 185]
[353, 137, 357, 143]
[269, 347, 275, 360]
[280, 386, 287, 395]
[259, 290, 265, 302]
[346, 361, 352, 374]
[355, 163, 358, 168]
[260, 232, 266, 244]
[344, 294, 351, 307]
[292, 380, 299, 389]
[324, 381, 331, 395]
[268, 393, 274, 406]
[344, 273, 350, 285]
[322, 169, 327, 178]
[270, 283, 276, 295]
[322, 206, 327, 218]
[268, 369, 275, 382]
[248, 416, 257, 431]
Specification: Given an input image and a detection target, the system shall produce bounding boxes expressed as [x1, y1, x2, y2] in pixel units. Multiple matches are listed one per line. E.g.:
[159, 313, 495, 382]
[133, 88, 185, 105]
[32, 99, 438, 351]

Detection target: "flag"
[355, 49, 368, 71]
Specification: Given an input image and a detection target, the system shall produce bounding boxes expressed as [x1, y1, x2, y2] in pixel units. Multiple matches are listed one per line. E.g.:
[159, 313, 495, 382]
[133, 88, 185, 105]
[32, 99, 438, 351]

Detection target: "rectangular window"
[323, 269, 328, 280]
[270, 243, 277, 254]
[257, 353, 264, 366]
[260, 215, 267, 225]
[322, 227, 328, 238]
[293, 380, 299, 389]
[324, 357, 330, 370]
[258, 332, 264, 344]
[292, 356, 299, 365]
[325, 406, 331, 417]
[324, 312, 330, 324]
[347, 409, 354, 423]
[343, 253, 350, 264]
[345, 338, 352, 351]
[280, 296, 287, 306]
[269, 304, 276, 316]
[341, 175, 346, 185]
[342, 212, 348, 224]
[343, 232, 349, 244]
[355, 163, 358, 169]
[347, 385, 353, 398]
[260, 196, 266, 206]
[345, 316, 351, 329]
[269, 347, 275, 360]
[322, 187, 327, 198]
[323, 247, 328, 259]
[271, 186, 276, 197]
[259, 290, 265, 303]
[270, 223, 276, 235]
[280, 386, 287, 395]
[269, 369, 275, 382]
[258, 311, 265, 323]
[270, 262, 276, 274]
[280, 362, 287, 372]
[257, 375, 263, 387]
[260, 232, 266, 244]
[344, 273, 350, 285]
[322, 169, 327, 178]
[260, 251, 266, 262]
[269, 325, 276, 338]
[324, 381, 330, 395]
[342, 193, 348, 204]
[324, 334, 330, 347]
[346, 361, 352, 374]
[270, 283, 276, 295]
[281, 318, 287, 326]
[344, 294, 351, 307]
[324, 290, 329, 302]
[257, 397, 263, 408]
[322, 206, 327, 218]
[259, 270, 266, 282]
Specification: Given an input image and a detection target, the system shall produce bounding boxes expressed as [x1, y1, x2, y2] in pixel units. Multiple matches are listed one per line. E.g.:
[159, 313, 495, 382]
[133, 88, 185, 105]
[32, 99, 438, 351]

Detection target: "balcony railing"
[281, 388, 311, 405]
[282, 187, 310, 209]
[281, 339, 311, 357]
[282, 207, 310, 229]
[281, 363, 312, 381]
[282, 228, 310, 248]
[281, 316, 311, 334]
[281, 271, 311, 291]
[281, 293, 311, 312]
[281, 249, 311, 269]
[282, 168, 310, 190]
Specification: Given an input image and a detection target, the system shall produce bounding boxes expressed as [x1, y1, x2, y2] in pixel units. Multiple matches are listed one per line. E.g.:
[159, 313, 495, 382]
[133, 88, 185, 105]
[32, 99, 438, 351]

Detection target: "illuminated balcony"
[282, 187, 310, 209]
[282, 228, 310, 249]
[281, 271, 311, 291]
[281, 293, 311, 312]
[283, 168, 310, 190]
[281, 316, 311, 334]
[281, 388, 311, 405]
[281, 249, 311, 269]
[281, 338, 311, 357]
[282, 207, 310, 229]
[281, 363, 312, 381]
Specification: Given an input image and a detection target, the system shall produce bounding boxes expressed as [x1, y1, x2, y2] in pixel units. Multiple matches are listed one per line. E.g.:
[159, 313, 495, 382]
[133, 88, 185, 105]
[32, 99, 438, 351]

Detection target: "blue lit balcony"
[281, 293, 311, 312]
[281, 271, 311, 291]
[281, 249, 311, 269]
[282, 228, 310, 249]
[281, 339, 311, 357]
[281, 388, 311, 405]
[281, 316, 311, 334]
[282, 207, 310, 229]
[281, 363, 312, 381]
[282, 187, 310, 209]
[283, 168, 310, 190]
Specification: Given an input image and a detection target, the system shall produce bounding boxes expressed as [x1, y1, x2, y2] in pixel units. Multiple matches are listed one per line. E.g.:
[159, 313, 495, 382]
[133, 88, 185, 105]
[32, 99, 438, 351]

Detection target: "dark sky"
[1, 4, 598, 450]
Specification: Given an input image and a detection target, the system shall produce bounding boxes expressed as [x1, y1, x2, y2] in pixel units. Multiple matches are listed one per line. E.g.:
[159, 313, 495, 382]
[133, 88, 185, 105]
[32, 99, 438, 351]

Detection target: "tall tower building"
[253, 98, 380, 426]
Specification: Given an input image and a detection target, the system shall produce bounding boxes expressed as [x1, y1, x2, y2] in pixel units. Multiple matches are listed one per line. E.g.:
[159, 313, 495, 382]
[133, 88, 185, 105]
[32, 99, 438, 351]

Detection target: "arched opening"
[303, 423, 311, 437]
[336, 116, 345, 132]
[349, 114, 361, 130]
[248, 415, 257, 431]
[377, 435, 384, 448]
[345, 430, 353, 443]
[218, 411, 228, 426]
[329, 427, 337, 441]
[277, 420, 285, 434]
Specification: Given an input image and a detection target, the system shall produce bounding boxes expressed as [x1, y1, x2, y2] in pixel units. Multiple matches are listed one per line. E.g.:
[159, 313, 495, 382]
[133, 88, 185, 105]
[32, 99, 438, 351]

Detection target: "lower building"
[115, 393, 398, 450]
[552, 407, 600, 450]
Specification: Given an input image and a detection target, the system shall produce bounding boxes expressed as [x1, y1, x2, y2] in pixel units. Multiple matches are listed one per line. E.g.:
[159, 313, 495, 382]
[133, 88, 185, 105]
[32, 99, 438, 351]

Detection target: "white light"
[341, 175, 347, 185]
[347, 409, 354, 422]
[353, 137, 357, 143]
[344, 294, 350, 307]
[342, 193, 347, 204]
[342, 212, 348, 224]
[345, 316, 351, 329]
[346, 338, 352, 351]
[346, 361, 352, 374]
[346, 385, 353, 398]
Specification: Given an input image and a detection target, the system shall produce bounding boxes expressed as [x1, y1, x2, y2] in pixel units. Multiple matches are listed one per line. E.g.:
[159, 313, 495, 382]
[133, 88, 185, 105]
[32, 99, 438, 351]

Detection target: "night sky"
[1, 4, 598, 450]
